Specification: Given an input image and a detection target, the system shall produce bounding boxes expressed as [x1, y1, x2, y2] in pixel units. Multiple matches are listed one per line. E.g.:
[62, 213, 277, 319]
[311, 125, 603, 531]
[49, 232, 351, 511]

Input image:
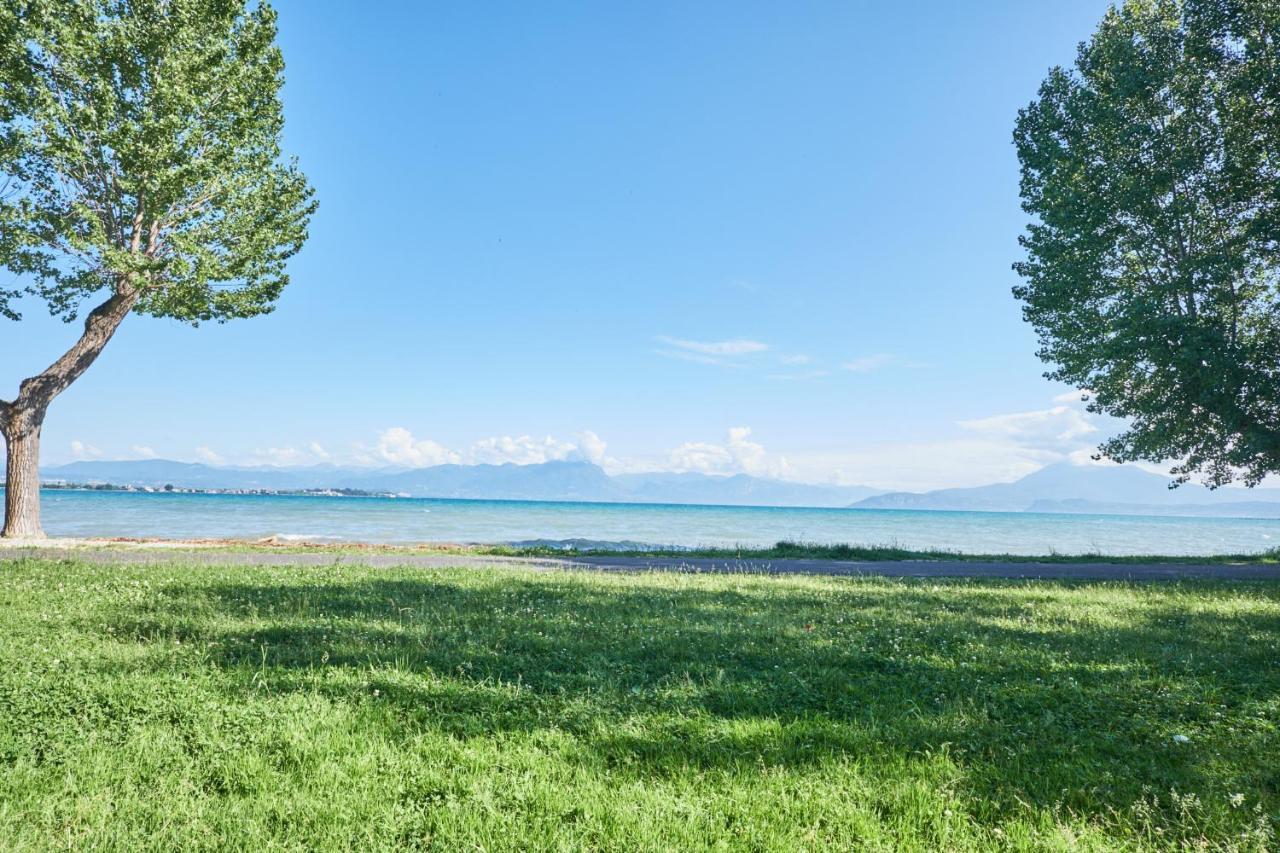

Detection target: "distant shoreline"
[36, 482, 399, 499]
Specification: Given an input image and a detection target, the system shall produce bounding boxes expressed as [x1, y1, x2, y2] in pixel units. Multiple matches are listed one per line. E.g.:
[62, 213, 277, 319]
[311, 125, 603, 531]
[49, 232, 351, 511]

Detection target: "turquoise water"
[29, 489, 1280, 556]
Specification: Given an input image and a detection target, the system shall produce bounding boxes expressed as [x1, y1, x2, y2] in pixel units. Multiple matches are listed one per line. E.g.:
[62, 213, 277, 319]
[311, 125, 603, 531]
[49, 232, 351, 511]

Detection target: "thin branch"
[128, 190, 145, 255]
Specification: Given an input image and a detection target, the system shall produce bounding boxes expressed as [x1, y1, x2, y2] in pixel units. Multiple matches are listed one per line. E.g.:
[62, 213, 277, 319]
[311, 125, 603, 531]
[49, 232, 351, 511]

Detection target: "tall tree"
[1013, 0, 1279, 486]
[0, 0, 315, 537]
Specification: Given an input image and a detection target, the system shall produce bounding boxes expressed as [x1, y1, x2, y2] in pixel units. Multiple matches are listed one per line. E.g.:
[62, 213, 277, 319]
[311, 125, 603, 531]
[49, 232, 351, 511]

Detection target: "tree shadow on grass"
[103, 573, 1280, 817]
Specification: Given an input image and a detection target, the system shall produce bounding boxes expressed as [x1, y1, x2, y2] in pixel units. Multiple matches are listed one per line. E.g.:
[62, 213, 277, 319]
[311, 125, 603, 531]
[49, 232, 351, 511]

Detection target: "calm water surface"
[31, 489, 1280, 556]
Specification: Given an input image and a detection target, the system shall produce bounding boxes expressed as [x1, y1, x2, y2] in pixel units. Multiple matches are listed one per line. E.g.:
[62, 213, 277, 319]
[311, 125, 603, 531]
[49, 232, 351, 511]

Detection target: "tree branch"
[15, 285, 139, 414]
[129, 191, 146, 255]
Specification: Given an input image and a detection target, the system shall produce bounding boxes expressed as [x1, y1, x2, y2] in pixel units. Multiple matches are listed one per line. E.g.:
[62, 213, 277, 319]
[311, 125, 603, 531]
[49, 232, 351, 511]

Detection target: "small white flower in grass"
[1172, 734, 1190, 744]
[1230, 793, 1245, 807]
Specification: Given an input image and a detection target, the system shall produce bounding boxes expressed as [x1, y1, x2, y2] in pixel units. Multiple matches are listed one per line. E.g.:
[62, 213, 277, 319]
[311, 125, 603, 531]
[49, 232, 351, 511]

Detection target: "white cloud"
[469, 435, 577, 466]
[368, 428, 611, 469]
[725, 426, 783, 477]
[769, 401, 1107, 489]
[1052, 389, 1094, 404]
[783, 439, 1057, 491]
[958, 405, 1097, 450]
[376, 427, 462, 467]
[572, 430, 608, 465]
[354, 423, 1078, 489]
[1066, 447, 1117, 466]
[195, 446, 224, 465]
[355, 425, 783, 479]
[667, 426, 790, 478]
[658, 336, 768, 356]
[166, 402, 1112, 491]
[841, 354, 894, 373]
[776, 397, 1117, 490]
[70, 440, 103, 460]
[667, 441, 735, 474]
[781, 354, 812, 365]
[130, 445, 157, 459]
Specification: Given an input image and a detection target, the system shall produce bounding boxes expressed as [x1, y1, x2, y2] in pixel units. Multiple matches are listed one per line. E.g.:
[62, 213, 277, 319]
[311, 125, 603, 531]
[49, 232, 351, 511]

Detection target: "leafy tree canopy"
[1014, 0, 1279, 486]
[0, 0, 315, 328]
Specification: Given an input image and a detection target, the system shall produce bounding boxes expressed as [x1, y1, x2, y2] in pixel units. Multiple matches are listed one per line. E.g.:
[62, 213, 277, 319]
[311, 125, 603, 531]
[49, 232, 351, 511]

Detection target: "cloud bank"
[57, 393, 1123, 491]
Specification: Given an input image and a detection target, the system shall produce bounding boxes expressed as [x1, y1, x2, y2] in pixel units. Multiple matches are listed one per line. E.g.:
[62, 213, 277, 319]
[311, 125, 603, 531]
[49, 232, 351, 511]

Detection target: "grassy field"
[0, 558, 1277, 850]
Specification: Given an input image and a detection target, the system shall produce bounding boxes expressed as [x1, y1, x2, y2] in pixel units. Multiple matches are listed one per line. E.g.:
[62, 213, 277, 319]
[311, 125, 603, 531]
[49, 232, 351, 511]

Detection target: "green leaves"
[0, 0, 315, 325]
[1014, 0, 1280, 486]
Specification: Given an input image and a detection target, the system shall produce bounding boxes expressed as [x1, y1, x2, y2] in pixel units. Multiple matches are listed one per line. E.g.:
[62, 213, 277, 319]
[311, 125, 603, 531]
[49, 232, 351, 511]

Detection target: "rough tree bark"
[1, 405, 45, 539]
[1, 287, 138, 538]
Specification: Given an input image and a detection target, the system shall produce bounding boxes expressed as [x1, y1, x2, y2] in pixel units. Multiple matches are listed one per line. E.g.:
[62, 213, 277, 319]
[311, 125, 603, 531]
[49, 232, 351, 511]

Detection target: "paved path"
[4, 546, 1280, 580]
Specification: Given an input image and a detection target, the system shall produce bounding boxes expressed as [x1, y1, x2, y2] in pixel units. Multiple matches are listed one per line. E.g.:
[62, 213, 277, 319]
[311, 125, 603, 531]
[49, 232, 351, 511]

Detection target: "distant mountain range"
[850, 462, 1280, 516]
[33, 458, 1280, 516]
[38, 459, 879, 507]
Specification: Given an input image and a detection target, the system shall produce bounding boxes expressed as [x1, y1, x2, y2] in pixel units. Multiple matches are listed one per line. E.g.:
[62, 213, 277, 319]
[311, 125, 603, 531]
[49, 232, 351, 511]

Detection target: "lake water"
[27, 489, 1280, 556]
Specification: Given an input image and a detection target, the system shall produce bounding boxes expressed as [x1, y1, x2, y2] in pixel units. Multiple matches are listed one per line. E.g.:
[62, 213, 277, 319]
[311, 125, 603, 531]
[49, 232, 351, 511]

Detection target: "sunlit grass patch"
[0, 558, 1277, 849]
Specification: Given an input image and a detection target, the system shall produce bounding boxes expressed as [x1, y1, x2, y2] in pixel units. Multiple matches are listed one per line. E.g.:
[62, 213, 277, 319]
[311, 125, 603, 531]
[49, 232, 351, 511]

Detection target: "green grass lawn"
[0, 559, 1277, 850]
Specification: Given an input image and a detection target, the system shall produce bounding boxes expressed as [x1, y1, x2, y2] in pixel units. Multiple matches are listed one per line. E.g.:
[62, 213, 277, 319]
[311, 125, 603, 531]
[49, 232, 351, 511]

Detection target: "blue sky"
[1, 0, 1124, 490]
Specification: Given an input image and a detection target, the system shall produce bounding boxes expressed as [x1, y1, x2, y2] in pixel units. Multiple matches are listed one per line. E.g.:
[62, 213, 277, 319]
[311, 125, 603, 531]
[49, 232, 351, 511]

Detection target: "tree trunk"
[0, 287, 137, 539]
[2, 411, 45, 539]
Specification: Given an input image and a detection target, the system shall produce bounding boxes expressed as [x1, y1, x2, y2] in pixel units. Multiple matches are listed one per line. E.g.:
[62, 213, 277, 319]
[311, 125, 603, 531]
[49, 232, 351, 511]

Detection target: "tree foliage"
[0, 0, 315, 328]
[1013, 0, 1280, 486]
